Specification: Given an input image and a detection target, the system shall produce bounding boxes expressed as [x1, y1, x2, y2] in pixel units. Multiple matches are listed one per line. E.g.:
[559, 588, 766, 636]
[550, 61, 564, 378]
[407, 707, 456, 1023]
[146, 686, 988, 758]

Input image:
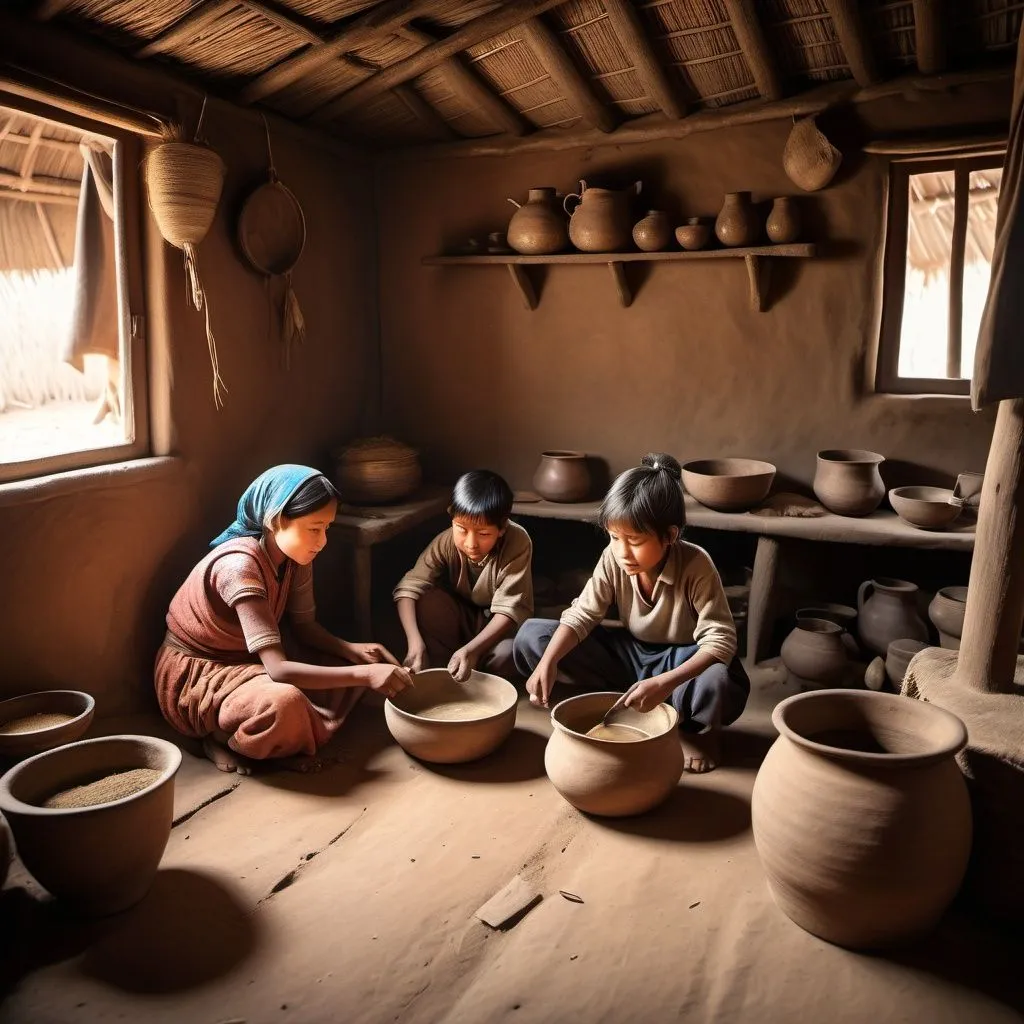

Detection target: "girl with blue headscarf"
[155, 465, 411, 773]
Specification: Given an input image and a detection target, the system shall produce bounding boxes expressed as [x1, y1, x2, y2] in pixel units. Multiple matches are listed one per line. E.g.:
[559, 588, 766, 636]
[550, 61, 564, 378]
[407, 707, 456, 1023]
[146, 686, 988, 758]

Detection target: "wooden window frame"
[0, 98, 149, 486]
[876, 150, 1005, 397]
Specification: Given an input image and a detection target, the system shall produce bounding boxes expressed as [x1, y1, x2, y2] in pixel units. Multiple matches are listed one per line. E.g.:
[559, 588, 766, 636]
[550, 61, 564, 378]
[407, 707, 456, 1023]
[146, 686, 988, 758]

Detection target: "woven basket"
[145, 141, 225, 248]
[783, 116, 841, 192]
[334, 437, 422, 504]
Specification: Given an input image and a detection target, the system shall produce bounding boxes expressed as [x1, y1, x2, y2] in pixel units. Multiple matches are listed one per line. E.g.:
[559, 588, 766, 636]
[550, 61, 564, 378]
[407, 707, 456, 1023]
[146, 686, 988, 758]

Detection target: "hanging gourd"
[145, 100, 227, 407]
[783, 115, 842, 192]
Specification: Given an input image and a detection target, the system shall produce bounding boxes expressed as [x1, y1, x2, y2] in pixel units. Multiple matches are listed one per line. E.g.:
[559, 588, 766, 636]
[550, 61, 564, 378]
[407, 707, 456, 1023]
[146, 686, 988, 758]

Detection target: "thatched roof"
[9, 0, 1021, 151]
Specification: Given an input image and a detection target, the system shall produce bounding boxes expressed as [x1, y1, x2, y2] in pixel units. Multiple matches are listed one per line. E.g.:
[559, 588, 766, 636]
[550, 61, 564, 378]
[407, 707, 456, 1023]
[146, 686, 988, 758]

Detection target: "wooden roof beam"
[136, 0, 235, 60]
[0, 186, 77, 206]
[602, 0, 685, 119]
[236, 0, 324, 44]
[19, 122, 44, 182]
[912, 0, 947, 75]
[722, 0, 784, 101]
[1, 131, 82, 154]
[824, 0, 882, 86]
[34, 0, 76, 20]
[394, 83, 458, 141]
[0, 169, 79, 196]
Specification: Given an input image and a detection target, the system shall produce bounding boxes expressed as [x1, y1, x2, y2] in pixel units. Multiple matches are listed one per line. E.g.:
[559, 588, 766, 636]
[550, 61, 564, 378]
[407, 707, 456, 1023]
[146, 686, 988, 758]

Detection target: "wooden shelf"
[422, 244, 815, 312]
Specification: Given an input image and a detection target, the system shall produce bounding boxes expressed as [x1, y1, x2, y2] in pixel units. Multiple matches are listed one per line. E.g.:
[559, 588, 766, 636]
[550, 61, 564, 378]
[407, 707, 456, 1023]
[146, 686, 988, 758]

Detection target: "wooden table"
[511, 495, 976, 663]
[333, 487, 449, 639]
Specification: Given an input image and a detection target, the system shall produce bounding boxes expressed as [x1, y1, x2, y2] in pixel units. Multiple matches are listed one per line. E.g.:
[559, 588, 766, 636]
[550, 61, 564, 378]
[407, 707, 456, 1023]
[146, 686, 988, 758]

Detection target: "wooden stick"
[602, 0, 686, 119]
[0, 170, 79, 196]
[824, 0, 881, 86]
[946, 166, 969, 379]
[19, 123, 44, 182]
[136, 0, 234, 59]
[722, 0, 784, 101]
[912, 0, 947, 75]
[394, 83, 458, 141]
[35, 201, 64, 268]
[1, 130, 82, 154]
[0, 186, 77, 206]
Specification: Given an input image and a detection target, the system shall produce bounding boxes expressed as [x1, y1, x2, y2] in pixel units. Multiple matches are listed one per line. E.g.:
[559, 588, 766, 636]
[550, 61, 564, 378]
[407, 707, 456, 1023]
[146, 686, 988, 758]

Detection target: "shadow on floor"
[590, 785, 751, 843]
[724, 726, 776, 769]
[418, 727, 548, 784]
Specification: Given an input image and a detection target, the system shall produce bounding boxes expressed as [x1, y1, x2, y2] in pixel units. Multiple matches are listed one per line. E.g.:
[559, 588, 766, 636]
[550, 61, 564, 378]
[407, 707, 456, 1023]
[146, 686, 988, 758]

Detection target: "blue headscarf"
[211, 464, 322, 548]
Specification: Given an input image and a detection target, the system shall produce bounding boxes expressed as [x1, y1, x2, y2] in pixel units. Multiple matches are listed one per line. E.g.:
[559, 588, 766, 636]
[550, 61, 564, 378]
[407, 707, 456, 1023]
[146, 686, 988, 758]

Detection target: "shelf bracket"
[745, 254, 772, 312]
[506, 264, 538, 311]
[608, 261, 632, 307]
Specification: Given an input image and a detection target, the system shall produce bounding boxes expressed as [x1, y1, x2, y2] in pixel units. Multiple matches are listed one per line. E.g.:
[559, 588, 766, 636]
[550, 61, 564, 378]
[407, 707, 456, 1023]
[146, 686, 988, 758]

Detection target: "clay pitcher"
[533, 451, 591, 503]
[752, 690, 971, 949]
[507, 187, 569, 255]
[928, 585, 968, 650]
[857, 577, 929, 656]
[780, 618, 849, 687]
[766, 196, 801, 244]
[714, 191, 760, 247]
[813, 449, 886, 516]
[564, 179, 642, 253]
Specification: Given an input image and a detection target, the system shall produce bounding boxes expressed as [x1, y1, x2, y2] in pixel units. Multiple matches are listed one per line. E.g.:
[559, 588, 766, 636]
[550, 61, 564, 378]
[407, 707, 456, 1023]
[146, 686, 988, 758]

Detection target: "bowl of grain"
[0, 690, 95, 758]
[0, 734, 182, 915]
[385, 668, 518, 764]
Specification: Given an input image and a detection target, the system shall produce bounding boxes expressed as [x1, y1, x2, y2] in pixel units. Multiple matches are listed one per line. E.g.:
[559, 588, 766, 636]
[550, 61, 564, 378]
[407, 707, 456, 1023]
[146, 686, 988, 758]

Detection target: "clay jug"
[506, 187, 569, 255]
[813, 449, 886, 516]
[781, 618, 850, 687]
[857, 577, 929, 656]
[885, 638, 929, 688]
[714, 191, 760, 247]
[796, 604, 860, 656]
[752, 690, 971, 949]
[632, 210, 672, 252]
[545, 693, 683, 816]
[564, 179, 642, 253]
[928, 586, 968, 649]
[766, 196, 801, 244]
[533, 451, 591, 503]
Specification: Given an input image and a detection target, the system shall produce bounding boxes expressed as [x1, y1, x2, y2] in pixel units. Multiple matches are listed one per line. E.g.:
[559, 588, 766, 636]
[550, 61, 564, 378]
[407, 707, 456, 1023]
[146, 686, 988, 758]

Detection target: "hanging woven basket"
[783, 116, 841, 192]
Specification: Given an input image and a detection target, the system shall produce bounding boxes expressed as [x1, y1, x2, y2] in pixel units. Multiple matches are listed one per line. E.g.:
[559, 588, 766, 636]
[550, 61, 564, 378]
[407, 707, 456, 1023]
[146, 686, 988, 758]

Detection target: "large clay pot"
[857, 577, 929, 656]
[813, 449, 886, 517]
[928, 586, 968, 649]
[780, 618, 849, 687]
[532, 451, 591, 503]
[506, 187, 569, 255]
[0, 735, 181, 915]
[632, 210, 672, 252]
[564, 180, 642, 253]
[766, 196, 801, 244]
[0, 811, 10, 890]
[752, 690, 971, 949]
[714, 191, 760, 247]
[545, 692, 683, 816]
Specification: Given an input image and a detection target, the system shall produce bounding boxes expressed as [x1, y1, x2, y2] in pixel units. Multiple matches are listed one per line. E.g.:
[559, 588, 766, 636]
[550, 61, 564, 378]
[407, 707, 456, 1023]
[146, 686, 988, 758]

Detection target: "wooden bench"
[511, 495, 975, 663]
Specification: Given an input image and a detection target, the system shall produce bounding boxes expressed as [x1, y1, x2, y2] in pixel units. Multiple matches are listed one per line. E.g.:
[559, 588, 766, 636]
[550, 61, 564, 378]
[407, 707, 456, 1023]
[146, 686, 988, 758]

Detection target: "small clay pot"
[766, 196, 801, 244]
[0, 690, 95, 758]
[675, 219, 710, 251]
[885, 638, 930, 688]
[507, 187, 569, 255]
[780, 618, 849, 688]
[533, 451, 591, 503]
[795, 605, 860, 657]
[928, 586, 968, 650]
[889, 486, 962, 531]
[858, 577, 929, 656]
[714, 191, 760, 247]
[632, 210, 672, 252]
[680, 458, 775, 512]
[813, 449, 886, 517]
[545, 692, 683, 816]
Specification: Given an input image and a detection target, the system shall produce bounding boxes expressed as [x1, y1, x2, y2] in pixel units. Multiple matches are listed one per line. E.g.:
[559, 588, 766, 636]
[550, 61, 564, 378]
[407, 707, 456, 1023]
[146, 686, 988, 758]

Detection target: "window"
[877, 151, 1004, 396]
[0, 100, 147, 484]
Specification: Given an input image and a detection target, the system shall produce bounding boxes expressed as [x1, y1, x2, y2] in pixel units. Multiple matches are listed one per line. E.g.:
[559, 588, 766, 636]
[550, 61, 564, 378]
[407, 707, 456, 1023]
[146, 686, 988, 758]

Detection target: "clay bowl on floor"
[681, 459, 776, 512]
[545, 692, 683, 817]
[0, 690, 95, 758]
[385, 668, 518, 764]
[889, 486, 962, 530]
[0, 734, 181, 915]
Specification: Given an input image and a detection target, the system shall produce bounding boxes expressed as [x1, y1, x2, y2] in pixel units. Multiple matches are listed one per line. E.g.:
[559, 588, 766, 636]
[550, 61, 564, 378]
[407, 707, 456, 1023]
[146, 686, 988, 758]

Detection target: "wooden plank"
[608, 261, 631, 306]
[947, 166, 969, 379]
[394, 83, 458, 141]
[34, 201, 64, 268]
[474, 875, 543, 929]
[136, 0, 234, 59]
[863, 132, 1006, 155]
[745, 253, 770, 311]
[722, 0, 784, 101]
[507, 264, 538, 310]
[824, 0, 881, 86]
[912, 0, 946, 74]
[423, 244, 816, 265]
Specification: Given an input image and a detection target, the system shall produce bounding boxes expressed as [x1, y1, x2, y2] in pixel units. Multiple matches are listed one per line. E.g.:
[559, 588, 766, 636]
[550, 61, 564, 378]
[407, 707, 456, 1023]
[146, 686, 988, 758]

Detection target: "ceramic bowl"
[0, 734, 181, 915]
[889, 486, 962, 530]
[675, 221, 711, 251]
[385, 668, 518, 764]
[681, 458, 776, 512]
[0, 690, 95, 758]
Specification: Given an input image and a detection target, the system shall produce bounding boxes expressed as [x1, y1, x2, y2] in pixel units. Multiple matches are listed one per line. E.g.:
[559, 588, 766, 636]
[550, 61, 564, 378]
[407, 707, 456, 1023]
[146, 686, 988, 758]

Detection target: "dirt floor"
[2, 664, 1023, 1024]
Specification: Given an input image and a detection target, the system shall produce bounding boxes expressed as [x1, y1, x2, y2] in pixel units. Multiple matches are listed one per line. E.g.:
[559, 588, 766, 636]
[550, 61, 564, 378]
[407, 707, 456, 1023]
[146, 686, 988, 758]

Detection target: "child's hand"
[623, 677, 673, 713]
[346, 642, 401, 667]
[403, 643, 428, 674]
[526, 661, 558, 708]
[364, 663, 414, 699]
[447, 646, 478, 682]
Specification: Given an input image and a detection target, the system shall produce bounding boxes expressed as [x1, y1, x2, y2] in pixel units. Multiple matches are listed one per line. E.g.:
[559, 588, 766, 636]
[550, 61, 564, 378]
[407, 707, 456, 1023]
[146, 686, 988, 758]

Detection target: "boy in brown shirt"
[394, 471, 533, 681]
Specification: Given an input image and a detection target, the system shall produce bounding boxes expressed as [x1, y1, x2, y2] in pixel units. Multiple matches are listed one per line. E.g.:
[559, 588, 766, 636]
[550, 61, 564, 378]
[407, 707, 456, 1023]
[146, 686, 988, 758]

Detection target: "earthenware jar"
[506, 187, 569, 255]
[545, 693, 683, 816]
[780, 618, 849, 688]
[675, 218, 711, 251]
[813, 449, 886, 516]
[532, 451, 591, 503]
[752, 690, 971, 949]
[885, 638, 930, 689]
[564, 179, 642, 253]
[857, 577, 929, 656]
[0, 811, 10, 890]
[796, 604, 859, 656]
[928, 586, 968, 650]
[766, 196, 800, 244]
[632, 210, 672, 252]
[714, 191, 760, 247]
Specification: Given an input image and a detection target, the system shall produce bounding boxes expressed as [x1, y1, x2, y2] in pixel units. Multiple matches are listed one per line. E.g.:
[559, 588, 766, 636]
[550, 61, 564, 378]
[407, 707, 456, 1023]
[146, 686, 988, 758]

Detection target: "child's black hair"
[282, 474, 340, 519]
[449, 470, 514, 526]
[599, 452, 685, 540]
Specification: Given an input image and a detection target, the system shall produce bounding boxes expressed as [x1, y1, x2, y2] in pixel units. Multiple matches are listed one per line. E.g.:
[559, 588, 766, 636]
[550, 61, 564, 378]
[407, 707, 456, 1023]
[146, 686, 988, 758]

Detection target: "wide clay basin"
[545, 692, 683, 817]
[889, 486, 961, 530]
[385, 668, 518, 764]
[0, 690, 95, 758]
[681, 458, 776, 512]
[0, 734, 181, 915]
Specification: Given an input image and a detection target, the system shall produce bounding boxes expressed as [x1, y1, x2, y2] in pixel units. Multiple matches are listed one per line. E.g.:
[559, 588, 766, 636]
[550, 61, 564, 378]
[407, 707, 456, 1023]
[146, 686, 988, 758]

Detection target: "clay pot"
[564, 180, 642, 253]
[752, 690, 971, 949]
[714, 191, 760, 248]
[333, 437, 421, 505]
[857, 577, 929, 656]
[0, 690, 95, 759]
[928, 586, 968, 649]
[0, 735, 182, 915]
[813, 449, 886, 517]
[506, 187, 569, 255]
[781, 618, 849, 688]
[796, 605, 859, 656]
[0, 811, 10, 890]
[632, 210, 672, 252]
[885, 638, 930, 688]
[385, 669, 517, 764]
[545, 692, 683, 816]
[533, 451, 591, 503]
[680, 458, 776, 512]
[675, 218, 710, 251]
[889, 486, 962, 530]
[766, 196, 801, 244]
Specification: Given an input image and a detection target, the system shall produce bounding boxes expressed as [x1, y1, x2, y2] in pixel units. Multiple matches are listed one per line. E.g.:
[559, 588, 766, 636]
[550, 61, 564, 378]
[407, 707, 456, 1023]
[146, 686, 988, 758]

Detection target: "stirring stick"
[600, 681, 642, 727]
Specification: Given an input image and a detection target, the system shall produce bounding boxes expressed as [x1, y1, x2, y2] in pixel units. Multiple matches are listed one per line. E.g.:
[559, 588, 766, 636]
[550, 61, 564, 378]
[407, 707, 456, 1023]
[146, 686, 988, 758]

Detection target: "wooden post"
[947, 167, 968, 378]
[747, 536, 782, 663]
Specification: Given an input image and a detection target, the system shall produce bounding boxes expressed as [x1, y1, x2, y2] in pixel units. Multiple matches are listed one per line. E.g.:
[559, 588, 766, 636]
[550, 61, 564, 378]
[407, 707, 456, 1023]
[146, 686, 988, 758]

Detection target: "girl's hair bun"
[640, 451, 682, 481]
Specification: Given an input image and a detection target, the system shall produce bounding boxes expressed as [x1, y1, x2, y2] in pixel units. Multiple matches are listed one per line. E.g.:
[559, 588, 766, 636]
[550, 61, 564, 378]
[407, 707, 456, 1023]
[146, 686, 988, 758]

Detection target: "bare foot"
[203, 736, 252, 775]
[680, 727, 721, 774]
